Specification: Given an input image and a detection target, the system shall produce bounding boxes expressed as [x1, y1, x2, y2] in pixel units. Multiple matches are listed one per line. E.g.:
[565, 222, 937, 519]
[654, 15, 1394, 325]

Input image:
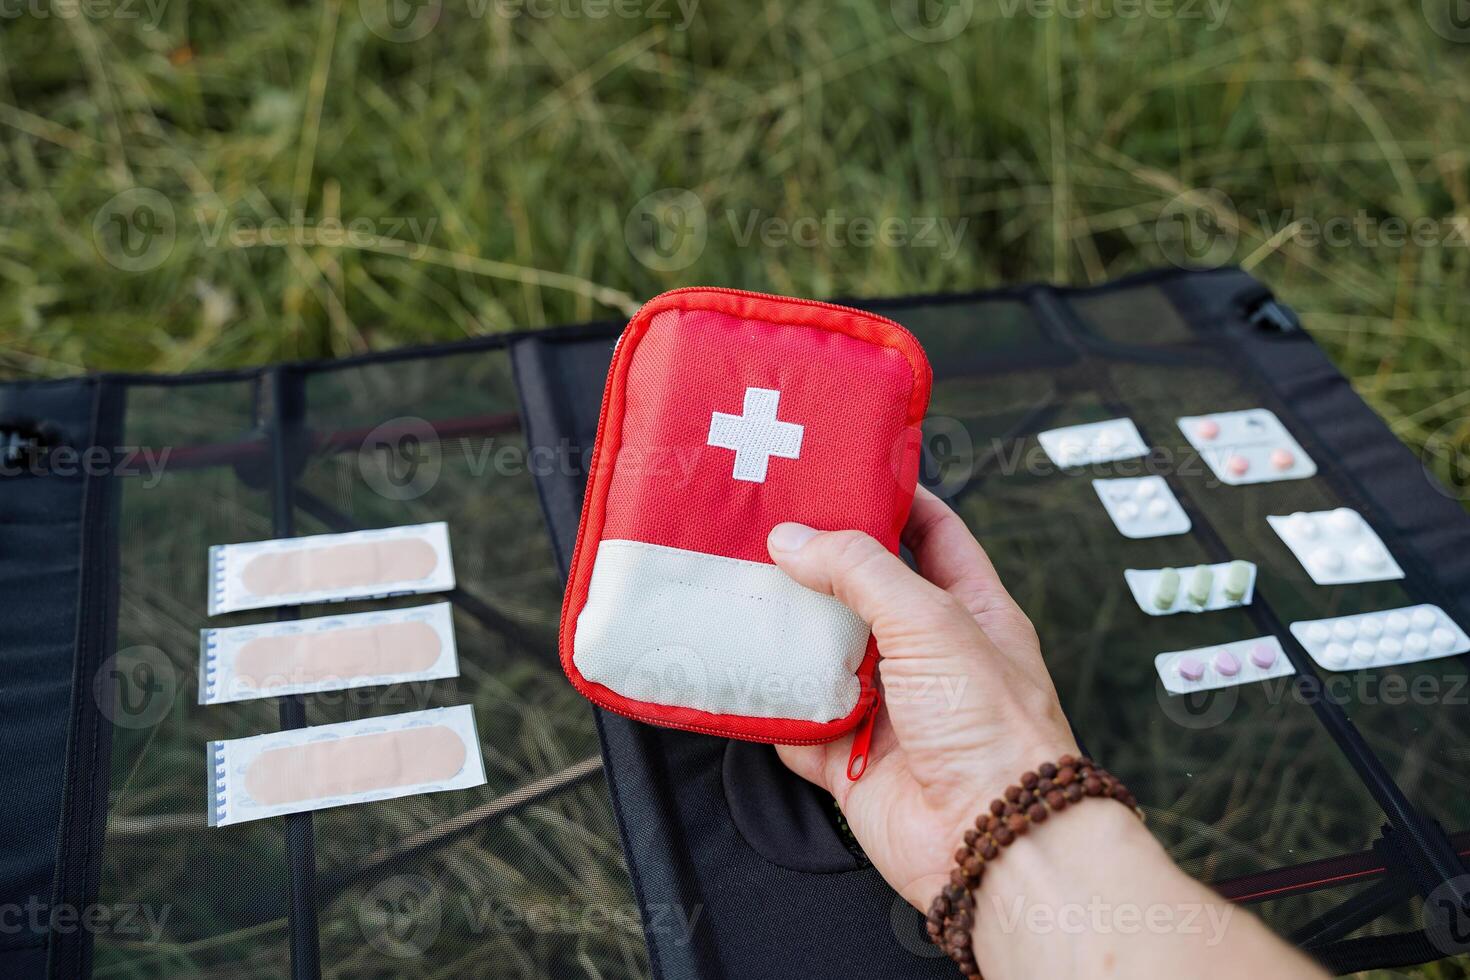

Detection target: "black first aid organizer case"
[3, 266, 1470, 980]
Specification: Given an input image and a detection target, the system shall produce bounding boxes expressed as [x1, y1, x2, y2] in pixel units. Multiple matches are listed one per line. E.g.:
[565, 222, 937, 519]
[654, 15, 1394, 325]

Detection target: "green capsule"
[1224, 560, 1252, 602]
[1153, 568, 1180, 610]
[1187, 564, 1214, 606]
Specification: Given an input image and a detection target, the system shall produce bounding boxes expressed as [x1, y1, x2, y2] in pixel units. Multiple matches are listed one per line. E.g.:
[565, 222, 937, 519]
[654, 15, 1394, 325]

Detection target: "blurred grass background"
[2, 0, 1468, 489]
[3, 0, 1470, 976]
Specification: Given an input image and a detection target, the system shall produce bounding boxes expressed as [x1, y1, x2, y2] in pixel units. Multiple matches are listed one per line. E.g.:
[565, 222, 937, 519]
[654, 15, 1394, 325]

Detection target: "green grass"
[3, 0, 1470, 976]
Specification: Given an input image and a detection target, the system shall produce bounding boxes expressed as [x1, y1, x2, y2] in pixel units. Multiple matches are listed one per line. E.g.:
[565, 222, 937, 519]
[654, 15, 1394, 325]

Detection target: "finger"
[901, 486, 1036, 649]
[775, 714, 901, 804]
[767, 523, 953, 633]
[774, 741, 829, 790]
[902, 485, 1004, 597]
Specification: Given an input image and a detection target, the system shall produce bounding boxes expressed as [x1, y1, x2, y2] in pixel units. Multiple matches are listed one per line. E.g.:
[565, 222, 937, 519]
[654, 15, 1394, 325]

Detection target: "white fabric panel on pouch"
[573, 539, 869, 723]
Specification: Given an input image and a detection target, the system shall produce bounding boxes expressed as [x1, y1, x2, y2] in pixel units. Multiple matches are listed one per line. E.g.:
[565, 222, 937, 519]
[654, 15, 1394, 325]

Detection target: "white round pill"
[1327, 508, 1359, 535]
[1134, 480, 1158, 500]
[1405, 633, 1429, 656]
[1116, 502, 1140, 521]
[1384, 612, 1409, 634]
[1292, 514, 1320, 539]
[1322, 642, 1350, 667]
[1352, 543, 1387, 569]
[1146, 500, 1170, 520]
[1332, 619, 1358, 641]
[1358, 618, 1383, 639]
[1377, 637, 1403, 659]
[1306, 623, 1331, 645]
[1431, 628, 1457, 651]
[1312, 548, 1345, 573]
[1351, 640, 1377, 662]
[1411, 608, 1437, 630]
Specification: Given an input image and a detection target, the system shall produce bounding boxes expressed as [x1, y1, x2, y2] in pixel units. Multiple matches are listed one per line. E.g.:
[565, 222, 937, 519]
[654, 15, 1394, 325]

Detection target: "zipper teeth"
[650, 285, 925, 350]
[560, 286, 899, 745]
[590, 697, 853, 745]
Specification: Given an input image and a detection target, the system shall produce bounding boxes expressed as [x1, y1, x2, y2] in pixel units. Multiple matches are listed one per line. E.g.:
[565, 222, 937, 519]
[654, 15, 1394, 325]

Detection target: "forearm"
[969, 802, 1326, 979]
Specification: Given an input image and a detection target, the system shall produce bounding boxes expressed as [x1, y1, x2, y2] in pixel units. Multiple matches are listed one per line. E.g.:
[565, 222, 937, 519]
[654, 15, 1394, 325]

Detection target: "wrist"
[925, 755, 1144, 975]
[969, 802, 1157, 975]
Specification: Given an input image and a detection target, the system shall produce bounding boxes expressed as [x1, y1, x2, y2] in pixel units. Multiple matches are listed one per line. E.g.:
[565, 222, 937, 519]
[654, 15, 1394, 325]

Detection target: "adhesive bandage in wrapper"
[208, 522, 455, 615]
[207, 705, 485, 827]
[198, 603, 458, 705]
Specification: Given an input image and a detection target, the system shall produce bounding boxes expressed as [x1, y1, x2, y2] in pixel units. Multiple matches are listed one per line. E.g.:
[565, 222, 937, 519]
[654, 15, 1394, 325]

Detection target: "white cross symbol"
[707, 387, 804, 483]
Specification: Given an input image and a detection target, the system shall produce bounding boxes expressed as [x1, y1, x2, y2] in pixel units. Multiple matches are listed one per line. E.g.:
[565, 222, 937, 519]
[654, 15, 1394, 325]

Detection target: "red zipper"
[560, 286, 907, 754]
[644, 285, 924, 350]
[846, 688, 882, 780]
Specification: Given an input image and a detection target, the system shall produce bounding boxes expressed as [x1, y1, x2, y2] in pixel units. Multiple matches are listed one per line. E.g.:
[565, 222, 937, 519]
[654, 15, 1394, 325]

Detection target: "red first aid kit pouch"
[559, 287, 932, 771]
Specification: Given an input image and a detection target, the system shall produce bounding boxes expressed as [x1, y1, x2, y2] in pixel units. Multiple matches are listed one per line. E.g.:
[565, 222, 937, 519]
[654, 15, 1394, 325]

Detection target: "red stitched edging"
[557, 288, 932, 745]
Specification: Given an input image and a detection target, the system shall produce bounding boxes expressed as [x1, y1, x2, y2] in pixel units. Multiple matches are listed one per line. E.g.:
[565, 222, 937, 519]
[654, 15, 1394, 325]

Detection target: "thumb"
[766, 523, 955, 636]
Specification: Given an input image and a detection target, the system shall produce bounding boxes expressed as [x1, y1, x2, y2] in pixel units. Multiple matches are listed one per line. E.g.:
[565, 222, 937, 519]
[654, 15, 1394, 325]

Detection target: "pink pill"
[1177, 655, 1206, 682]
[1196, 420, 1221, 441]
[1227, 455, 1250, 477]
[1249, 643, 1278, 669]
[1214, 650, 1241, 677]
[1270, 448, 1295, 471]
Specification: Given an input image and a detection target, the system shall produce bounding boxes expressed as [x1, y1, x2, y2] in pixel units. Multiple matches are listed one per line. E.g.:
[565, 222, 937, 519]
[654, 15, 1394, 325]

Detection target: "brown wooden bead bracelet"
[924, 754, 1144, 977]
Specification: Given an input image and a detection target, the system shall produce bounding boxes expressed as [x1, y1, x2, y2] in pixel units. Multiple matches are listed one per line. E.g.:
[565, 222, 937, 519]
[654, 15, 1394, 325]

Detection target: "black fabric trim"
[261, 368, 323, 980]
[1310, 930, 1455, 976]
[9, 267, 1255, 392]
[45, 380, 122, 980]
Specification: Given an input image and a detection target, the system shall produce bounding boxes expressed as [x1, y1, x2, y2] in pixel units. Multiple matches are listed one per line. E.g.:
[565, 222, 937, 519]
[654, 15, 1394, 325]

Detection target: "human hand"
[766, 485, 1079, 911]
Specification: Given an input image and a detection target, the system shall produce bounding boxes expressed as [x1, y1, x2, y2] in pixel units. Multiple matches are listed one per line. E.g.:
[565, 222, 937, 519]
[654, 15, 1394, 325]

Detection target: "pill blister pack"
[1092, 476, 1190, 539]
[1177, 408, 1317, 485]
[1267, 509, 1404, 585]
[1156, 635, 1294, 695]
[1124, 560, 1257, 616]
[1290, 605, 1470, 671]
[1038, 418, 1149, 468]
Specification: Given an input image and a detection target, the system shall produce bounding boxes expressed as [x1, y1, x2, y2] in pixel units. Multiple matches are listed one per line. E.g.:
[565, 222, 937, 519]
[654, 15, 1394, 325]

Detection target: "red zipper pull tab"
[846, 687, 882, 781]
